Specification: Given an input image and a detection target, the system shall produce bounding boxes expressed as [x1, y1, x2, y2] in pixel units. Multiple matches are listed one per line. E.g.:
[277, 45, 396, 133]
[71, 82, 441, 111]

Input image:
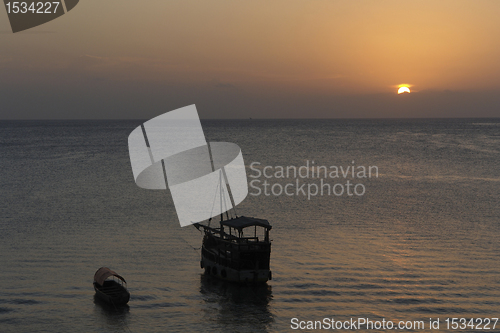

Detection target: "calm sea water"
[0, 119, 499, 332]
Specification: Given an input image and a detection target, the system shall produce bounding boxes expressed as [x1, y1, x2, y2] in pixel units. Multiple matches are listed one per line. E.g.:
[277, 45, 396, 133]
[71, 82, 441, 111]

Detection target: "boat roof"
[220, 216, 272, 230]
[94, 267, 126, 286]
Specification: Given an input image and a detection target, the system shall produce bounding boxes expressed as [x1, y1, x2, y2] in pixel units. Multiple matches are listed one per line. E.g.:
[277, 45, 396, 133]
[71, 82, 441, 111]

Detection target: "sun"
[397, 85, 411, 94]
[398, 87, 410, 94]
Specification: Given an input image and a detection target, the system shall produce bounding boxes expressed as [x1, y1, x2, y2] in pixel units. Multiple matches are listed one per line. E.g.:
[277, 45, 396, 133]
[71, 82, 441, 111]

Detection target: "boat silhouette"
[128, 105, 273, 283]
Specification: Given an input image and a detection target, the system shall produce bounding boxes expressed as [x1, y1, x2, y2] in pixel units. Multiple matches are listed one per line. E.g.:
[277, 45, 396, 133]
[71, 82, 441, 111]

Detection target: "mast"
[129, 105, 247, 228]
[207, 142, 238, 222]
[219, 169, 223, 223]
[221, 167, 238, 218]
[207, 142, 223, 224]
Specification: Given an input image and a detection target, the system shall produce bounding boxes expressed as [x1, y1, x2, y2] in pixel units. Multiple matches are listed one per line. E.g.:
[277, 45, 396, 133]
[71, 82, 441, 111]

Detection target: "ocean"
[0, 119, 499, 332]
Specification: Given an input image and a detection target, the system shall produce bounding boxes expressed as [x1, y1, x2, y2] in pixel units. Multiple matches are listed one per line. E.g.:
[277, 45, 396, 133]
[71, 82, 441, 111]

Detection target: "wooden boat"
[93, 267, 130, 306]
[127, 106, 274, 283]
[195, 216, 272, 283]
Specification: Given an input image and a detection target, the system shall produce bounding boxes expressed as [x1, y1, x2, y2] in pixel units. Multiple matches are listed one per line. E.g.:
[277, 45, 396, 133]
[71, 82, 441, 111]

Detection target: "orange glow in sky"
[2, 0, 500, 118]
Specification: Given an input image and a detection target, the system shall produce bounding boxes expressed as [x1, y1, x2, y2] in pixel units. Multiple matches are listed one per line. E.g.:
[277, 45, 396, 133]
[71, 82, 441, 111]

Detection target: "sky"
[1, 0, 500, 119]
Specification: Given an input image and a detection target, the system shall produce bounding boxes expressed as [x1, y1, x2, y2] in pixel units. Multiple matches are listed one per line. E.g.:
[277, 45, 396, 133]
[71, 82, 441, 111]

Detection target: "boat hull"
[201, 255, 272, 283]
[93, 281, 130, 306]
[196, 217, 273, 284]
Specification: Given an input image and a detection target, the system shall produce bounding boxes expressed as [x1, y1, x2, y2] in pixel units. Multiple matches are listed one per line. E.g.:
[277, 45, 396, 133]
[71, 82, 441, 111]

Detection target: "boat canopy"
[220, 216, 272, 230]
[94, 267, 126, 286]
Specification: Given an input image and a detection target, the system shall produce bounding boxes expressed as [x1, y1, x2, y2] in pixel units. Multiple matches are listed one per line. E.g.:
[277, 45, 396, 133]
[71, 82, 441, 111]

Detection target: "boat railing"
[198, 224, 268, 244]
[225, 236, 259, 243]
[217, 237, 270, 251]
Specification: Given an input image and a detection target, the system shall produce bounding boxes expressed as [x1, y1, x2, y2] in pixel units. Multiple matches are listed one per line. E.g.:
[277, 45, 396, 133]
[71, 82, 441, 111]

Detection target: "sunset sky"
[1, 0, 500, 119]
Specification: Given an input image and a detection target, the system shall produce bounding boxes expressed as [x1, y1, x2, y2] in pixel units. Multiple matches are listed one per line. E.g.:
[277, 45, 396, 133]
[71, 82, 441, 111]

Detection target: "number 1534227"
[5, 2, 61, 14]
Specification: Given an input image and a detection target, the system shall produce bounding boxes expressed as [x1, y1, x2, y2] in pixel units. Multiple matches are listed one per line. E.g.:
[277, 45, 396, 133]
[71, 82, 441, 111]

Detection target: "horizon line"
[1, 117, 499, 121]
